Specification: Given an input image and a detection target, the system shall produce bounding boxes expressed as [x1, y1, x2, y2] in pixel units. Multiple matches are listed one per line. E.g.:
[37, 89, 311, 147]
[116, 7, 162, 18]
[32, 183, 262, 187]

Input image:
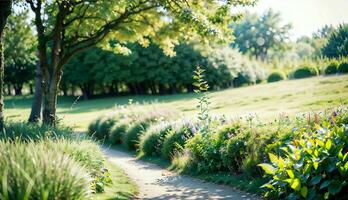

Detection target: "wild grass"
[0, 140, 91, 200]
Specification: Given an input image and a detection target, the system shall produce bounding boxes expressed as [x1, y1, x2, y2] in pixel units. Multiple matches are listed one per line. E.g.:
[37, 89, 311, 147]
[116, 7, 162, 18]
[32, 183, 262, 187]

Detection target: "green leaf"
[286, 170, 295, 179]
[260, 183, 274, 189]
[269, 153, 278, 164]
[290, 178, 301, 191]
[310, 176, 322, 186]
[325, 139, 332, 150]
[313, 161, 319, 170]
[300, 186, 308, 198]
[328, 180, 342, 195]
[258, 163, 275, 175]
[320, 180, 331, 189]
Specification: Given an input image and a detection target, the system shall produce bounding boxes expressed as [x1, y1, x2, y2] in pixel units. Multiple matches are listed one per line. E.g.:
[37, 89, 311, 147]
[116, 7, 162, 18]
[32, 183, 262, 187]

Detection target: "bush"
[95, 117, 115, 140]
[139, 122, 172, 156]
[122, 111, 172, 150]
[161, 120, 197, 160]
[88, 118, 101, 136]
[292, 66, 319, 79]
[221, 128, 251, 173]
[123, 120, 151, 150]
[108, 120, 130, 144]
[259, 122, 348, 199]
[338, 61, 348, 73]
[267, 71, 286, 82]
[324, 61, 339, 75]
[0, 141, 91, 200]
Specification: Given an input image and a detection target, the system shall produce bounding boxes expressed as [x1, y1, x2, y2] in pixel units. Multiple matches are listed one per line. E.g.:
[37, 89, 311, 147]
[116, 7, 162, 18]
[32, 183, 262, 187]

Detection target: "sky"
[244, 0, 348, 39]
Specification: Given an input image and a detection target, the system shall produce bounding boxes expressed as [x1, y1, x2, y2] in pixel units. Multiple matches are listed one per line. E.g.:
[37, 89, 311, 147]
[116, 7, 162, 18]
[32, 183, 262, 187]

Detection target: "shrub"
[161, 120, 197, 160]
[0, 141, 91, 200]
[292, 66, 319, 79]
[184, 122, 244, 174]
[123, 120, 151, 150]
[108, 120, 130, 144]
[267, 71, 286, 82]
[338, 61, 348, 73]
[95, 117, 115, 140]
[139, 122, 172, 156]
[324, 61, 339, 75]
[259, 122, 348, 199]
[122, 111, 172, 150]
[221, 128, 251, 173]
[88, 118, 101, 136]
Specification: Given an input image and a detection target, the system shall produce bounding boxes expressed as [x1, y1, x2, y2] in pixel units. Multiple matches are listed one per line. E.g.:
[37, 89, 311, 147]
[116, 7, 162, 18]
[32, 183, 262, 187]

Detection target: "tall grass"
[0, 140, 91, 200]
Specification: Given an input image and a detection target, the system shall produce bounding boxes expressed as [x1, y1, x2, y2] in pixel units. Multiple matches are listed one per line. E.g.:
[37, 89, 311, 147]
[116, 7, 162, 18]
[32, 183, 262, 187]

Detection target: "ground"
[6, 75, 348, 131]
[103, 147, 259, 200]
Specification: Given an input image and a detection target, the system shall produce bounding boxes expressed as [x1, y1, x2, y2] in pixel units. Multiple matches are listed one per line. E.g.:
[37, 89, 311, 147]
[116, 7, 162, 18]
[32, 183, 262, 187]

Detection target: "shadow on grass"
[6, 93, 198, 114]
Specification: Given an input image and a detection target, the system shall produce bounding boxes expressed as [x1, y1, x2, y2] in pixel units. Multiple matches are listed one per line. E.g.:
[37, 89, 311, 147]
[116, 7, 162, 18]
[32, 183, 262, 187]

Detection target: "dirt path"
[103, 147, 260, 200]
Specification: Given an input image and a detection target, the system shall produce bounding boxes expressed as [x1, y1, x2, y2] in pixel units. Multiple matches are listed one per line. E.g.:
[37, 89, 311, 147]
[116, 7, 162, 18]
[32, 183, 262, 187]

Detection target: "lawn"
[6, 75, 348, 131]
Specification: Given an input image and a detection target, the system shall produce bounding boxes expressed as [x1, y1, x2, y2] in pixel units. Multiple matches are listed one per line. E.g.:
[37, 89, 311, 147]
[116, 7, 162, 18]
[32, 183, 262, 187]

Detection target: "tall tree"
[0, 0, 13, 130]
[231, 9, 291, 60]
[322, 24, 348, 58]
[25, 0, 255, 126]
[4, 11, 36, 95]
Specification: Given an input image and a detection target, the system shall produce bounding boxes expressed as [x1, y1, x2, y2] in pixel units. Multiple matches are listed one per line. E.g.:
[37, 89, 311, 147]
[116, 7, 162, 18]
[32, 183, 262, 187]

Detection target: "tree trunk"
[0, 0, 12, 130]
[7, 84, 11, 95]
[42, 70, 62, 126]
[14, 85, 22, 95]
[28, 63, 43, 123]
[29, 83, 34, 94]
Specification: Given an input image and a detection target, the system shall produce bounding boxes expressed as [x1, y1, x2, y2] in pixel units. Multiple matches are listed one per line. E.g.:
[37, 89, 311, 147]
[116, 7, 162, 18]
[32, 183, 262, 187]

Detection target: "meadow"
[6, 74, 348, 131]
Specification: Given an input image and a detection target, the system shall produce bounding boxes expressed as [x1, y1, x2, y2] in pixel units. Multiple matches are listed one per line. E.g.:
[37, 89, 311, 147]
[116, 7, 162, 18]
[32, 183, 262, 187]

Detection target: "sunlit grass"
[6, 75, 348, 131]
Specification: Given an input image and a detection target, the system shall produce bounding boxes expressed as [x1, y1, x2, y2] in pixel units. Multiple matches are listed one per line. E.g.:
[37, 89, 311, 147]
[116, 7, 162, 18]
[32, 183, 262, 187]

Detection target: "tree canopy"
[231, 9, 291, 60]
[322, 24, 348, 58]
[4, 11, 36, 95]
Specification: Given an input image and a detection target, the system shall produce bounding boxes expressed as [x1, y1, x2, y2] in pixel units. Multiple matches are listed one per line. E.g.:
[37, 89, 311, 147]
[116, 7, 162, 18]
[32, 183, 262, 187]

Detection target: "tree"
[231, 9, 291, 60]
[322, 24, 348, 58]
[0, 0, 13, 130]
[4, 11, 36, 95]
[25, 0, 254, 126]
[63, 43, 234, 97]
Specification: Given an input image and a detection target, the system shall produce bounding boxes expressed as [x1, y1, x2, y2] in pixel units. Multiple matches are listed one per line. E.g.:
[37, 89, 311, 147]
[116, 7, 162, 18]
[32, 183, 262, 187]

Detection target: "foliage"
[322, 24, 348, 58]
[161, 120, 198, 160]
[139, 122, 172, 156]
[63, 44, 235, 97]
[259, 117, 348, 199]
[108, 121, 129, 144]
[0, 140, 91, 200]
[292, 66, 319, 79]
[231, 9, 291, 60]
[123, 119, 151, 150]
[324, 61, 339, 75]
[1, 121, 73, 141]
[267, 71, 287, 82]
[193, 66, 211, 135]
[4, 11, 36, 95]
[338, 61, 348, 74]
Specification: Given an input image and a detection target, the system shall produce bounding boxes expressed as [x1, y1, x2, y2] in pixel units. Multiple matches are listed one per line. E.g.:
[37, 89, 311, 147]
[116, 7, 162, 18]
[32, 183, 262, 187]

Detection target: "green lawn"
[93, 161, 138, 200]
[6, 75, 348, 131]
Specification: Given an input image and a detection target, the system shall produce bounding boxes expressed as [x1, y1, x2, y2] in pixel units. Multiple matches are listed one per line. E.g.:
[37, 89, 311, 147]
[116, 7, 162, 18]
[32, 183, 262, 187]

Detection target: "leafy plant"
[324, 61, 339, 75]
[338, 61, 348, 74]
[193, 66, 211, 135]
[292, 66, 319, 79]
[259, 121, 348, 199]
[267, 71, 287, 82]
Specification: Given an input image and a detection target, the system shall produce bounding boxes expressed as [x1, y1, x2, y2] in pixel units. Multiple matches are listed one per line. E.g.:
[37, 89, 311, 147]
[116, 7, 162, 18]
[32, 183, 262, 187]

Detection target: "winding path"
[103, 147, 260, 200]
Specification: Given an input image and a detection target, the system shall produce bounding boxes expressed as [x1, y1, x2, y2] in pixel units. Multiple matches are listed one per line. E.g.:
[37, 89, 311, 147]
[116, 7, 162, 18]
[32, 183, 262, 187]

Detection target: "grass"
[5, 75, 348, 131]
[93, 161, 138, 200]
